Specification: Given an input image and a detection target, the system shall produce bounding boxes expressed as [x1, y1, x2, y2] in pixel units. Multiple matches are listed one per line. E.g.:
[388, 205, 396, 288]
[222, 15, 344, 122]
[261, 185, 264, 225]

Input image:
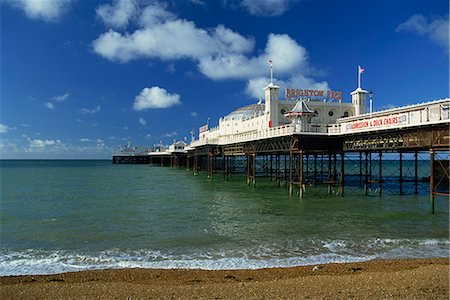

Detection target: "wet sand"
[1, 258, 448, 299]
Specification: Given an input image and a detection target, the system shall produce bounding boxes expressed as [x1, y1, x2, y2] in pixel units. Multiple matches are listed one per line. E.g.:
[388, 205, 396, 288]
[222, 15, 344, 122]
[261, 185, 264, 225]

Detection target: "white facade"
[196, 82, 358, 142]
[190, 79, 449, 148]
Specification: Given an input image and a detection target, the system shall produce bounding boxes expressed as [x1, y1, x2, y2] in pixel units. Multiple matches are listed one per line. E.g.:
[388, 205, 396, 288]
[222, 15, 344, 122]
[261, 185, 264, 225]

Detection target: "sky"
[1, 0, 448, 159]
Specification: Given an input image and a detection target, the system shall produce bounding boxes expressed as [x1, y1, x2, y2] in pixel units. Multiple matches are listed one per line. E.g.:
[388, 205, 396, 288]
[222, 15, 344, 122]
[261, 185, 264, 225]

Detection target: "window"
[328, 110, 334, 117]
[343, 111, 349, 117]
[281, 109, 286, 115]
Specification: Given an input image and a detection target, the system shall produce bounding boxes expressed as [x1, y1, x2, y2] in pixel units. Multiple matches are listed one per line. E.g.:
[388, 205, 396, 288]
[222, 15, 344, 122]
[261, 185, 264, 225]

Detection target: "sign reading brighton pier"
[285, 88, 343, 101]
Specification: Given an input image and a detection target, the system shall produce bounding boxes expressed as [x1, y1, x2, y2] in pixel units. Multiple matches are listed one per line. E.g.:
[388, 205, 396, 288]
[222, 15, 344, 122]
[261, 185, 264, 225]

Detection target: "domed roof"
[222, 103, 265, 121]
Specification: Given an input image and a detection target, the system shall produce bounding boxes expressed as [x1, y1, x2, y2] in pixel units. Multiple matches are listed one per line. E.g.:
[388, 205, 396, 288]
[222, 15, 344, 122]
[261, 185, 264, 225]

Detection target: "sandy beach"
[1, 257, 448, 299]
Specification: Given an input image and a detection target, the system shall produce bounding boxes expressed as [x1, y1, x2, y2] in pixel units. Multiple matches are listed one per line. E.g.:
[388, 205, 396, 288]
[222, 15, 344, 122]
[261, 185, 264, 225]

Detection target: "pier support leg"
[359, 152, 363, 187]
[328, 152, 332, 195]
[313, 153, 317, 187]
[223, 155, 229, 180]
[270, 155, 273, 181]
[414, 151, 419, 195]
[246, 153, 256, 186]
[207, 152, 213, 179]
[275, 155, 280, 186]
[305, 153, 309, 186]
[379, 151, 382, 196]
[252, 154, 256, 186]
[340, 152, 345, 197]
[321, 154, 324, 184]
[194, 155, 199, 176]
[299, 150, 304, 199]
[333, 153, 337, 184]
[365, 151, 369, 195]
[284, 155, 287, 188]
[430, 148, 435, 214]
[289, 149, 294, 196]
[399, 152, 403, 195]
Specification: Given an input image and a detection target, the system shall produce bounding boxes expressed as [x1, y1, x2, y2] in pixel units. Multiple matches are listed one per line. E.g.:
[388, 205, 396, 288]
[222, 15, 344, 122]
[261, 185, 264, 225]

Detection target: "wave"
[1, 238, 448, 276]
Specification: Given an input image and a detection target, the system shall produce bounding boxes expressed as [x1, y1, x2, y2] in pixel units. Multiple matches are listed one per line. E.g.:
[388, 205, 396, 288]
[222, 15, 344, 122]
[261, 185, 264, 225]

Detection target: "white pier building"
[189, 81, 449, 148]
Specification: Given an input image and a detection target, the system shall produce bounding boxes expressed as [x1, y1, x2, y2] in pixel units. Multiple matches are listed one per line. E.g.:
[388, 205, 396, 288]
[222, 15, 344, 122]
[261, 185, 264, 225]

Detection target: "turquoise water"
[0, 160, 448, 275]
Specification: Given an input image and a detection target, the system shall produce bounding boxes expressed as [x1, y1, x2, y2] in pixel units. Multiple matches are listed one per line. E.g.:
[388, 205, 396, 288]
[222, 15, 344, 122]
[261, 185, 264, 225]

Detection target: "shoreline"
[1, 257, 448, 299]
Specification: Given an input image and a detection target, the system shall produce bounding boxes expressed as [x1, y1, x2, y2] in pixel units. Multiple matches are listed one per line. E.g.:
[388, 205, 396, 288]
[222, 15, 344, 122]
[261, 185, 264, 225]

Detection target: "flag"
[358, 65, 365, 74]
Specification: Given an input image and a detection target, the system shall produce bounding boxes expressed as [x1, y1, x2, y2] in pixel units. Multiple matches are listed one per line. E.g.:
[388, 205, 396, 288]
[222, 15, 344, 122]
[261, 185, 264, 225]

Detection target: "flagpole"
[358, 65, 361, 89]
[270, 61, 273, 84]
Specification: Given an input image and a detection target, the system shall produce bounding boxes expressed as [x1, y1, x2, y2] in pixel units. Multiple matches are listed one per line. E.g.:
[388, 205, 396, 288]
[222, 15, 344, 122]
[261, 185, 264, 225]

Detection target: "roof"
[284, 100, 316, 117]
[222, 103, 265, 121]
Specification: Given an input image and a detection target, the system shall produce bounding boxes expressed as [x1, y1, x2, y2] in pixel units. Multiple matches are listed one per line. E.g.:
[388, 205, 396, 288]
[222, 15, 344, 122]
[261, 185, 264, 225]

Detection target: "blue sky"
[1, 0, 448, 159]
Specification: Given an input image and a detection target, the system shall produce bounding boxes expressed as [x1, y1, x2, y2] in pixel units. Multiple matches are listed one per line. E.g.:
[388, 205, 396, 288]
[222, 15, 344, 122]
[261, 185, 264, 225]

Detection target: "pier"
[113, 82, 449, 214]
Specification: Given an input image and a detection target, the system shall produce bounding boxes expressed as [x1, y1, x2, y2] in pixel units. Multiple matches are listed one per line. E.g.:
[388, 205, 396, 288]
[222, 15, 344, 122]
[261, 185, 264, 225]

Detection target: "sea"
[0, 159, 448, 276]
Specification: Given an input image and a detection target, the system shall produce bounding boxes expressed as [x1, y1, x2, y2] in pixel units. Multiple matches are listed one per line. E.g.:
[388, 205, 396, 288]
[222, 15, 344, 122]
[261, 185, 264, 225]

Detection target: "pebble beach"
[1, 258, 448, 299]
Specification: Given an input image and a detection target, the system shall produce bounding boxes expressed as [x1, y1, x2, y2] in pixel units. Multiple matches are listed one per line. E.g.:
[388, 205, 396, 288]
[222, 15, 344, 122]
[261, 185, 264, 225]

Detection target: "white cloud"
[190, 111, 198, 117]
[53, 93, 70, 102]
[0, 137, 113, 157]
[164, 131, 177, 137]
[29, 139, 58, 150]
[240, 0, 297, 17]
[0, 139, 20, 154]
[44, 102, 55, 109]
[133, 86, 181, 110]
[138, 117, 147, 126]
[93, 3, 328, 99]
[190, 0, 205, 5]
[79, 105, 101, 114]
[96, 0, 138, 29]
[92, 4, 254, 63]
[79, 138, 104, 144]
[6, 0, 73, 22]
[139, 3, 176, 27]
[198, 33, 307, 80]
[397, 14, 449, 50]
[144, 133, 152, 139]
[166, 62, 176, 73]
[0, 124, 9, 133]
[21, 123, 30, 127]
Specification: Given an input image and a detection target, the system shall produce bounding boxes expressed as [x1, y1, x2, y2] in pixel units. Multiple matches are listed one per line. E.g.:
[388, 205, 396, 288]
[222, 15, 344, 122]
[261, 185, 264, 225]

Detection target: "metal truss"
[343, 124, 450, 151]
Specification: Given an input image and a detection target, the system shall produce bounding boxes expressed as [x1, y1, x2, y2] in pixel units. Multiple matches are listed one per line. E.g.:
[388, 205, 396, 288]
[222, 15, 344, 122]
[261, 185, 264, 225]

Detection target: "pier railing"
[334, 99, 449, 135]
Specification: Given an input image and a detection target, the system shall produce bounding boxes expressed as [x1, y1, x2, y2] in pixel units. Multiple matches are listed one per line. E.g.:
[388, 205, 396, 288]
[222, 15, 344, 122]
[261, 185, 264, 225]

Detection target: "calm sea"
[0, 160, 448, 275]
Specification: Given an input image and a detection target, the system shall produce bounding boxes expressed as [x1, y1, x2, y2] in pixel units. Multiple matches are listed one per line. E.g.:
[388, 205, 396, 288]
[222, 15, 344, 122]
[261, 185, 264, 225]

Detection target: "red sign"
[345, 114, 408, 132]
[286, 88, 343, 101]
[199, 124, 208, 133]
